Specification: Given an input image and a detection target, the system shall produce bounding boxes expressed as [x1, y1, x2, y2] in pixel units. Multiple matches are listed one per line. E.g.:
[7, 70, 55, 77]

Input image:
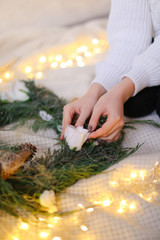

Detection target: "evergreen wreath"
[0, 80, 159, 218]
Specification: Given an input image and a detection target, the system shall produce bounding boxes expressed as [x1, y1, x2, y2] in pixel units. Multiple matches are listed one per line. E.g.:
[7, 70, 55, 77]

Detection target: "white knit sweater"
[92, 0, 160, 96]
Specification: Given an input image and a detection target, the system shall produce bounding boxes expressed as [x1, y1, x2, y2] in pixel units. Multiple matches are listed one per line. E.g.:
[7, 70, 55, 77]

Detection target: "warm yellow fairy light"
[93, 48, 101, 54]
[48, 224, 54, 228]
[80, 225, 88, 232]
[139, 193, 143, 198]
[55, 55, 62, 61]
[0, 78, 2, 83]
[52, 237, 61, 240]
[76, 56, 83, 61]
[84, 51, 92, 57]
[40, 56, 47, 63]
[4, 72, 10, 79]
[110, 181, 118, 187]
[87, 207, 94, 213]
[147, 197, 152, 202]
[40, 232, 49, 238]
[78, 203, 84, 209]
[19, 222, 29, 230]
[103, 198, 111, 207]
[120, 200, 127, 207]
[94, 201, 98, 204]
[60, 62, 67, 68]
[139, 171, 146, 180]
[13, 237, 19, 240]
[77, 46, 88, 53]
[39, 217, 44, 221]
[51, 62, 58, 68]
[155, 161, 159, 166]
[66, 60, 73, 66]
[36, 72, 43, 78]
[153, 179, 158, 183]
[92, 38, 99, 45]
[25, 66, 32, 73]
[117, 208, 124, 213]
[130, 172, 137, 179]
[77, 61, 85, 67]
[129, 203, 136, 210]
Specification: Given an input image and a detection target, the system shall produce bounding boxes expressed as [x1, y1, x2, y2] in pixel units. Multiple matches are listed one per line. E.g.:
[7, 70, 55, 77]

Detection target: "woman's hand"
[60, 83, 106, 140]
[88, 77, 135, 141]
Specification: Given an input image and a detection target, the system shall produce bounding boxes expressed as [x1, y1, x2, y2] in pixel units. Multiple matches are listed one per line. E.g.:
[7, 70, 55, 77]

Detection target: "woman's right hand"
[60, 83, 106, 140]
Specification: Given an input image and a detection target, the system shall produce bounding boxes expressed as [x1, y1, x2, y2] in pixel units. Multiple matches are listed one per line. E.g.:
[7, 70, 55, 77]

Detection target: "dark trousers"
[124, 86, 160, 118]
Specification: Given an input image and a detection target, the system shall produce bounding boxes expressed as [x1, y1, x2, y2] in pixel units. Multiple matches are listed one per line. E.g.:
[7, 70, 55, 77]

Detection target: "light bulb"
[4, 72, 10, 79]
[55, 55, 62, 61]
[19, 222, 29, 230]
[51, 62, 58, 68]
[36, 72, 43, 79]
[80, 225, 88, 231]
[25, 66, 32, 73]
[103, 199, 111, 207]
[40, 56, 46, 63]
[92, 38, 99, 45]
[40, 232, 49, 238]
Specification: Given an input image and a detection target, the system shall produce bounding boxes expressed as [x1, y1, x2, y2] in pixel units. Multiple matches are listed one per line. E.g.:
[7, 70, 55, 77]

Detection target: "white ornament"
[0, 81, 29, 102]
[39, 190, 57, 213]
[39, 110, 53, 121]
[64, 125, 89, 151]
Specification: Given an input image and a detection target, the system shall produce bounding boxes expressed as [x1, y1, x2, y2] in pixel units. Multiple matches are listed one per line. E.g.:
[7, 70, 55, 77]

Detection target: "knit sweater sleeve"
[91, 0, 153, 95]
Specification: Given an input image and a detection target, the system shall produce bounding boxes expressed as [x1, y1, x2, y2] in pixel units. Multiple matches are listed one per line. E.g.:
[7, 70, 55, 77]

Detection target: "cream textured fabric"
[0, 110, 160, 240]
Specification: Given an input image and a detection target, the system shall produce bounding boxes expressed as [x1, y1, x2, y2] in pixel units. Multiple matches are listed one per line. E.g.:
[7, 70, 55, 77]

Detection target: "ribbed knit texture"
[92, 0, 160, 96]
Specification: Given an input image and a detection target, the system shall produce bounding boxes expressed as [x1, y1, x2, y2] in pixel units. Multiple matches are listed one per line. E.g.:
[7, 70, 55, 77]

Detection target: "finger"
[88, 106, 104, 132]
[75, 109, 92, 127]
[89, 116, 119, 139]
[61, 105, 75, 140]
[99, 129, 121, 142]
[98, 119, 124, 138]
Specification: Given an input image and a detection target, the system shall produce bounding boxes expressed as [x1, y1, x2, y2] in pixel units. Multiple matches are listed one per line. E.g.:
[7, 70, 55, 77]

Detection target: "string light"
[117, 208, 124, 213]
[13, 237, 19, 240]
[84, 51, 92, 57]
[4, 72, 10, 79]
[130, 172, 137, 179]
[129, 203, 136, 210]
[110, 181, 118, 187]
[92, 38, 99, 45]
[0, 78, 2, 83]
[51, 62, 58, 68]
[36, 72, 43, 79]
[80, 225, 88, 232]
[86, 207, 94, 213]
[19, 222, 29, 230]
[55, 55, 63, 62]
[60, 63, 67, 69]
[78, 203, 84, 209]
[40, 232, 49, 238]
[102, 198, 111, 207]
[52, 237, 61, 240]
[25, 66, 32, 73]
[66, 60, 73, 67]
[40, 56, 47, 63]
[48, 224, 54, 228]
[93, 48, 101, 54]
[77, 61, 85, 67]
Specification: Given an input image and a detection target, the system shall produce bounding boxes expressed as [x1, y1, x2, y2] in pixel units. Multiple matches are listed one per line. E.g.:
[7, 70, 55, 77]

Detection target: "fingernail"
[88, 126, 93, 132]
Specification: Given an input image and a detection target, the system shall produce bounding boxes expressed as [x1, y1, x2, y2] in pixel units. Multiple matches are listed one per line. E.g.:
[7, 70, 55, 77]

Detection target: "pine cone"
[0, 143, 37, 180]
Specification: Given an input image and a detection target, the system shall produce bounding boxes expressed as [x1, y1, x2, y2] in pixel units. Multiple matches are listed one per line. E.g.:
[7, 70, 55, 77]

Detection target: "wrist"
[112, 77, 135, 103]
[87, 83, 107, 100]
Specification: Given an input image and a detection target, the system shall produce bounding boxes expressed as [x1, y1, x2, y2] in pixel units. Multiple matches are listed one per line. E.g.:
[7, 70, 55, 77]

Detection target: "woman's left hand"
[88, 77, 135, 141]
